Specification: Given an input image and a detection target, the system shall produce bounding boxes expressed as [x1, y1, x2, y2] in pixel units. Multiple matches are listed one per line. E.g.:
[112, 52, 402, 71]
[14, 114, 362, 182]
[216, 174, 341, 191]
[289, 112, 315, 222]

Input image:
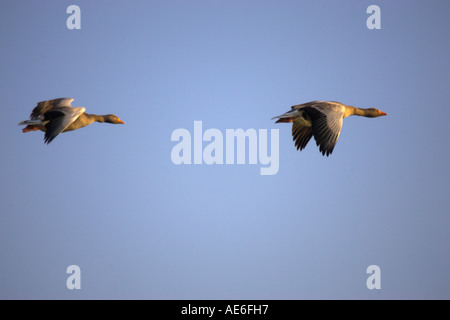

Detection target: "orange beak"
[118, 119, 125, 124]
[379, 111, 388, 116]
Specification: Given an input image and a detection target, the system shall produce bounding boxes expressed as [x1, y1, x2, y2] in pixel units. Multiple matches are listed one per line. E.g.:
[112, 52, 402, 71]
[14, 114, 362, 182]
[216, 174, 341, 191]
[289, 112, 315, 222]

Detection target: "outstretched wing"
[43, 107, 85, 144]
[302, 103, 344, 156]
[30, 98, 74, 120]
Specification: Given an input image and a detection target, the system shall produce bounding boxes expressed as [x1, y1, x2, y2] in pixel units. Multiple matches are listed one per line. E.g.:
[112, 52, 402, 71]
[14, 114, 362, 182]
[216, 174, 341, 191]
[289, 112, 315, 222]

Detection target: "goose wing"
[291, 100, 324, 111]
[292, 118, 313, 151]
[30, 98, 74, 120]
[302, 102, 344, 156]
[43, 107, 85, 144]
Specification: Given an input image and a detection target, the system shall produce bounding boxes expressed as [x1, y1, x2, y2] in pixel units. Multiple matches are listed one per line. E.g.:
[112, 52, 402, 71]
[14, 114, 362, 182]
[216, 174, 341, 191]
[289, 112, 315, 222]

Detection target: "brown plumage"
[18, 98, 124, 144]
[273, 100, 387, 156]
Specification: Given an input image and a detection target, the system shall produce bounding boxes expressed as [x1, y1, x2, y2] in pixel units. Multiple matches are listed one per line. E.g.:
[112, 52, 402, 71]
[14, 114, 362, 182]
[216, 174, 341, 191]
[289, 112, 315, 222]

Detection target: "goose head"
[365, 108, 388, 117]
[103, 114, 125, 124]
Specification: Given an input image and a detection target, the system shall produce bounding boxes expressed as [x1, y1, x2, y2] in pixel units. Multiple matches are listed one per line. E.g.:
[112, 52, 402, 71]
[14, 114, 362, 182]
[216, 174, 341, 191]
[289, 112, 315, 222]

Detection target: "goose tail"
[272, 110, 301, 123]
[18, 119, 43, 126]
[18, 120, 46, 133]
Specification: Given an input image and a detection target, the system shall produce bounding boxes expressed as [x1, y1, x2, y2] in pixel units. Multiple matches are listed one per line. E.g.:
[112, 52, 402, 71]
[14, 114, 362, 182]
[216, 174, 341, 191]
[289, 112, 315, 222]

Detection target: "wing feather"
[43, 107, 84, 144]
[291, 100, 323, 110]
[31, 98, 74, 120]
[292, 120, 312, 151]
[302, 104, 344, 156]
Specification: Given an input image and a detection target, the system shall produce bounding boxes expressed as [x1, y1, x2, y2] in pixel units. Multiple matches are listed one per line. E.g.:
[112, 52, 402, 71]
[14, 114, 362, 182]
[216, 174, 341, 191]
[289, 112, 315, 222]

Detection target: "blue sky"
[0, 0, 449, 299]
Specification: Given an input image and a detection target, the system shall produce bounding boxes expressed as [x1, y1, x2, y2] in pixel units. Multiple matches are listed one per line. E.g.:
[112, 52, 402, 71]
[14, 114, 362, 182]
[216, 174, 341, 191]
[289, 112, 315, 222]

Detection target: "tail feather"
[18, 119, 43, 126]
[274, 117, 295, 123]
[19, 119, 45, 133]
[272, 109, 301, 123]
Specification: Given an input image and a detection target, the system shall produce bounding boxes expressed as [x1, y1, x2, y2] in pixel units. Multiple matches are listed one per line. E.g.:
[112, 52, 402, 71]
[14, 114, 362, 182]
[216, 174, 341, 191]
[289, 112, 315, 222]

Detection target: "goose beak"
[379, 111, 388, 116]
[118, 119, 125, 124]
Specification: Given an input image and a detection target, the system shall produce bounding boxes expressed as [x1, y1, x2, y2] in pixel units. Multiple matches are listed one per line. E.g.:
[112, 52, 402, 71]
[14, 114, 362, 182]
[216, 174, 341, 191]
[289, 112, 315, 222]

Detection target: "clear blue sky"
[0, 0, 448, 299]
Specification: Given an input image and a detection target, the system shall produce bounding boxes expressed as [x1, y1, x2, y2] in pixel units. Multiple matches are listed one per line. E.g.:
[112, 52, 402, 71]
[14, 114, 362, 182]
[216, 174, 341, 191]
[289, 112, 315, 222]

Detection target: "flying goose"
[18, 98, 124, 144]
[273, 100, 387, 156]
